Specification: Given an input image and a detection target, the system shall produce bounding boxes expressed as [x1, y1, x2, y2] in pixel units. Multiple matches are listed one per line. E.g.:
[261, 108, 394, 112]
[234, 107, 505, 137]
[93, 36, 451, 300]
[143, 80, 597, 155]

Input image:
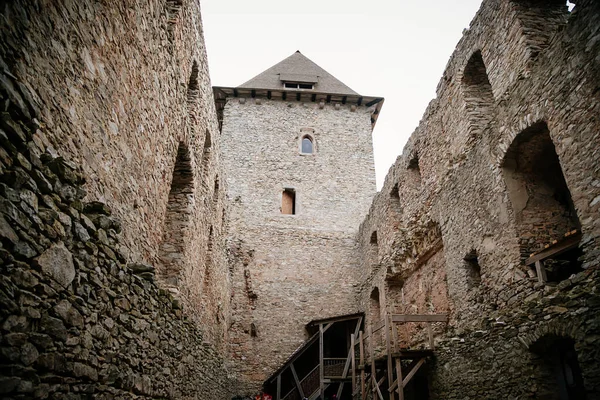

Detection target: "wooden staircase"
[350, 313, 448, 400]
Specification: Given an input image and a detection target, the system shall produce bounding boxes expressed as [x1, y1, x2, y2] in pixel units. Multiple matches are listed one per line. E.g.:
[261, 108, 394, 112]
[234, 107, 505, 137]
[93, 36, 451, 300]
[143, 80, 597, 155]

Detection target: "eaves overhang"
[213, 86, 384, 131]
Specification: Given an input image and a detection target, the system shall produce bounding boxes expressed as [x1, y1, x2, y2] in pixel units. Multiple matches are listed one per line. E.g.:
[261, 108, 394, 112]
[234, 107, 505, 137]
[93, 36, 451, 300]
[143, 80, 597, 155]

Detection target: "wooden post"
[276, 374, 281, 400]
[392, 321, 398, 353]
[386, 315, 395, 400]
[351, 333, 356, 395]
[395, 358, 404, 400]
[359, 331, 366, 400]
[369, 326, 376, 395]
[535, 260, 547, 284]
[319, 323, 325, 399]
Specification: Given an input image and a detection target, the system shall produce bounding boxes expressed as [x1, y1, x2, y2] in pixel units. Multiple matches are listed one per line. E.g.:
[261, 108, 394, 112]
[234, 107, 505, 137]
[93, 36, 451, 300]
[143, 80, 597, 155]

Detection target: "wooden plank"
[359, 331, 366, 400]
[391, 314, 448, 323]
[373, 375, 385, 400]
[276, 374, 281, 400]
[290, 363, 305, 398]
[319, 324, 325, 399]
[386, 315, 395, 400]
[535, 260, 547, 284]
[395, 358, 404, 400]
[351, 333, 356, 395]
[372, 319, 386, 333]
[525, 233, 581, 265]
[369, 326, 376, 395]
[402, 358, 426, 388]
[336, 382, 345, 399]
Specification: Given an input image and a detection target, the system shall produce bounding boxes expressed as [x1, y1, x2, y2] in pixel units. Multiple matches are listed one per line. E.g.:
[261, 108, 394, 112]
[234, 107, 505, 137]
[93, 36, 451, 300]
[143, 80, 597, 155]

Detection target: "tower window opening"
[281, 189, 296, 215]
[301, 136, 313, 154]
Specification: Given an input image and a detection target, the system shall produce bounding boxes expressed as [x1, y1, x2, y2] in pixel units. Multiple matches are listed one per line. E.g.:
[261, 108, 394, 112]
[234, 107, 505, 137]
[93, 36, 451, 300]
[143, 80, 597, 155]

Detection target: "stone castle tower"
[214, 51, 383, 389]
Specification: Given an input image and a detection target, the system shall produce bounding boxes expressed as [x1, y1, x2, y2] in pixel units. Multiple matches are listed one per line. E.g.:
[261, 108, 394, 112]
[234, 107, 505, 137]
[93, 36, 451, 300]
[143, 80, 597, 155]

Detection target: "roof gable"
[238, 51, 359, 95]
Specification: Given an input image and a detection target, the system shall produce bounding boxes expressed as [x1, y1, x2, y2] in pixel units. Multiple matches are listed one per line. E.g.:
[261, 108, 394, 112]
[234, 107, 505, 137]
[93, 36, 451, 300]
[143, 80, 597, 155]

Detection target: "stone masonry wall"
[0, 0, 230, 345]
[221, 99, 377, 394]
[1, 0, 232, 398]
[358, 0, 600, 397]
[0, 77, 230, 397]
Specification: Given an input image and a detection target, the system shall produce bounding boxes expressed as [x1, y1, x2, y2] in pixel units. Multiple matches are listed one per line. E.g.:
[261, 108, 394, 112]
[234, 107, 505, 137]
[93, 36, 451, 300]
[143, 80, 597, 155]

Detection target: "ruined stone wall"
[358, 0, 600, 397]
[0, 0, 231, 397]
[0, 0, 230, 344]
[221, 99, 377, 393]
[0, 80, 230, 397]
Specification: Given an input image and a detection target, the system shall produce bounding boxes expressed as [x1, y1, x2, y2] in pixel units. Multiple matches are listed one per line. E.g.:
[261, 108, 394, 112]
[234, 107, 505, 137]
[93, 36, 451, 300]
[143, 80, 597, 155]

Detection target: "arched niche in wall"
[501, 121, 582, 280]
[187, 60, 200, 104]
[461, 50, 495, 138]
[369, 287, 381, 324]
[159, 142, 195, 287]
[529, 334, 586, 399]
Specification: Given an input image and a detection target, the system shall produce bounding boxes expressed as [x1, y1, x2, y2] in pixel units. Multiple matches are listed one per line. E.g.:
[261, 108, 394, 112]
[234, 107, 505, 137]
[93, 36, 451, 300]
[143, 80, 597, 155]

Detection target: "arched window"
[301, 136, 313, 154]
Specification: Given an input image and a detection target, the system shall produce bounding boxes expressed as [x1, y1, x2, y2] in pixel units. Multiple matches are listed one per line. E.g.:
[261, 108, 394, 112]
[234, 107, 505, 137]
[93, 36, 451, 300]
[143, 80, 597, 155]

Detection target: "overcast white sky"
[201, 0, 484, 189]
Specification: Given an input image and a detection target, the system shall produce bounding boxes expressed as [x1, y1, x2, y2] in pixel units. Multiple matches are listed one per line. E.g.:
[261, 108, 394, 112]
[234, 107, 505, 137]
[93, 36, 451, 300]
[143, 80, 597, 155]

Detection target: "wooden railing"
[323, 358, 347, 377]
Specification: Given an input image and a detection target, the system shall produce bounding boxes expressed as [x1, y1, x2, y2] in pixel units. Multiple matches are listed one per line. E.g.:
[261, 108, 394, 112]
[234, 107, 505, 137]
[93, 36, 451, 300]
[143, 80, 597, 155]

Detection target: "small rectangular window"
[282, 189, 296, 215]
[284, 82, 299, 89]
[298, 83, 313, 89]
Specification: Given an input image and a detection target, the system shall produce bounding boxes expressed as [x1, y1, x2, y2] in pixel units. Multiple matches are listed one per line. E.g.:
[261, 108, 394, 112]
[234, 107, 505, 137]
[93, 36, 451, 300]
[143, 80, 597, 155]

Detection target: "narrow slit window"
[281, 189, 296, 215]
[301, 136, 313, 154]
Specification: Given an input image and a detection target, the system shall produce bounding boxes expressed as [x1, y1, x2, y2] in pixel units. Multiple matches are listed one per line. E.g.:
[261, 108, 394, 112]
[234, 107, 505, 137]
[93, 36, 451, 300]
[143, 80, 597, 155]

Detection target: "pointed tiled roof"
[238, 51, 359, 95]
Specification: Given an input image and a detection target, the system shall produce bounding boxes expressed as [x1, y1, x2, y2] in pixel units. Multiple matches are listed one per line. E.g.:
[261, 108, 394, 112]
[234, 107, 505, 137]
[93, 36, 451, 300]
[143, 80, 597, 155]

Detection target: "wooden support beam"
[369, 326, 376, 395]
[322, 322, 334, 334]
[351, 333, 356, 395]
[391, 314, 448, 323]
[319, 324, 325, 399]
[276, 374, 281, 400]
[395, 358, 404, 400]
[359, 331, 366, 400]
[386, 315, 395, 400]
[336, 382, 345, 399]
[535, 260, 547, 284]
[290, 363, 305, 398]
[372, 375, 385, 400]
[402, 358, 425, 388]
[525, 233, 581, 265]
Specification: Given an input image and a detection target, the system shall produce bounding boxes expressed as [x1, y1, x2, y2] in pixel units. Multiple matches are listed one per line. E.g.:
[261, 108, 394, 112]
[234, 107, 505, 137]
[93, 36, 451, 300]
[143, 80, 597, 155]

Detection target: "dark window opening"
[464, 249, 481, 288]
[282, 189, 296, 215]
[502, 122, 581, 274]
[462, 50, 494, 136]
[301, 136, 313, 154]
[531, 335, 586, 400]
[283, 82, 313, 90]
[159, 142, 194, 287]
